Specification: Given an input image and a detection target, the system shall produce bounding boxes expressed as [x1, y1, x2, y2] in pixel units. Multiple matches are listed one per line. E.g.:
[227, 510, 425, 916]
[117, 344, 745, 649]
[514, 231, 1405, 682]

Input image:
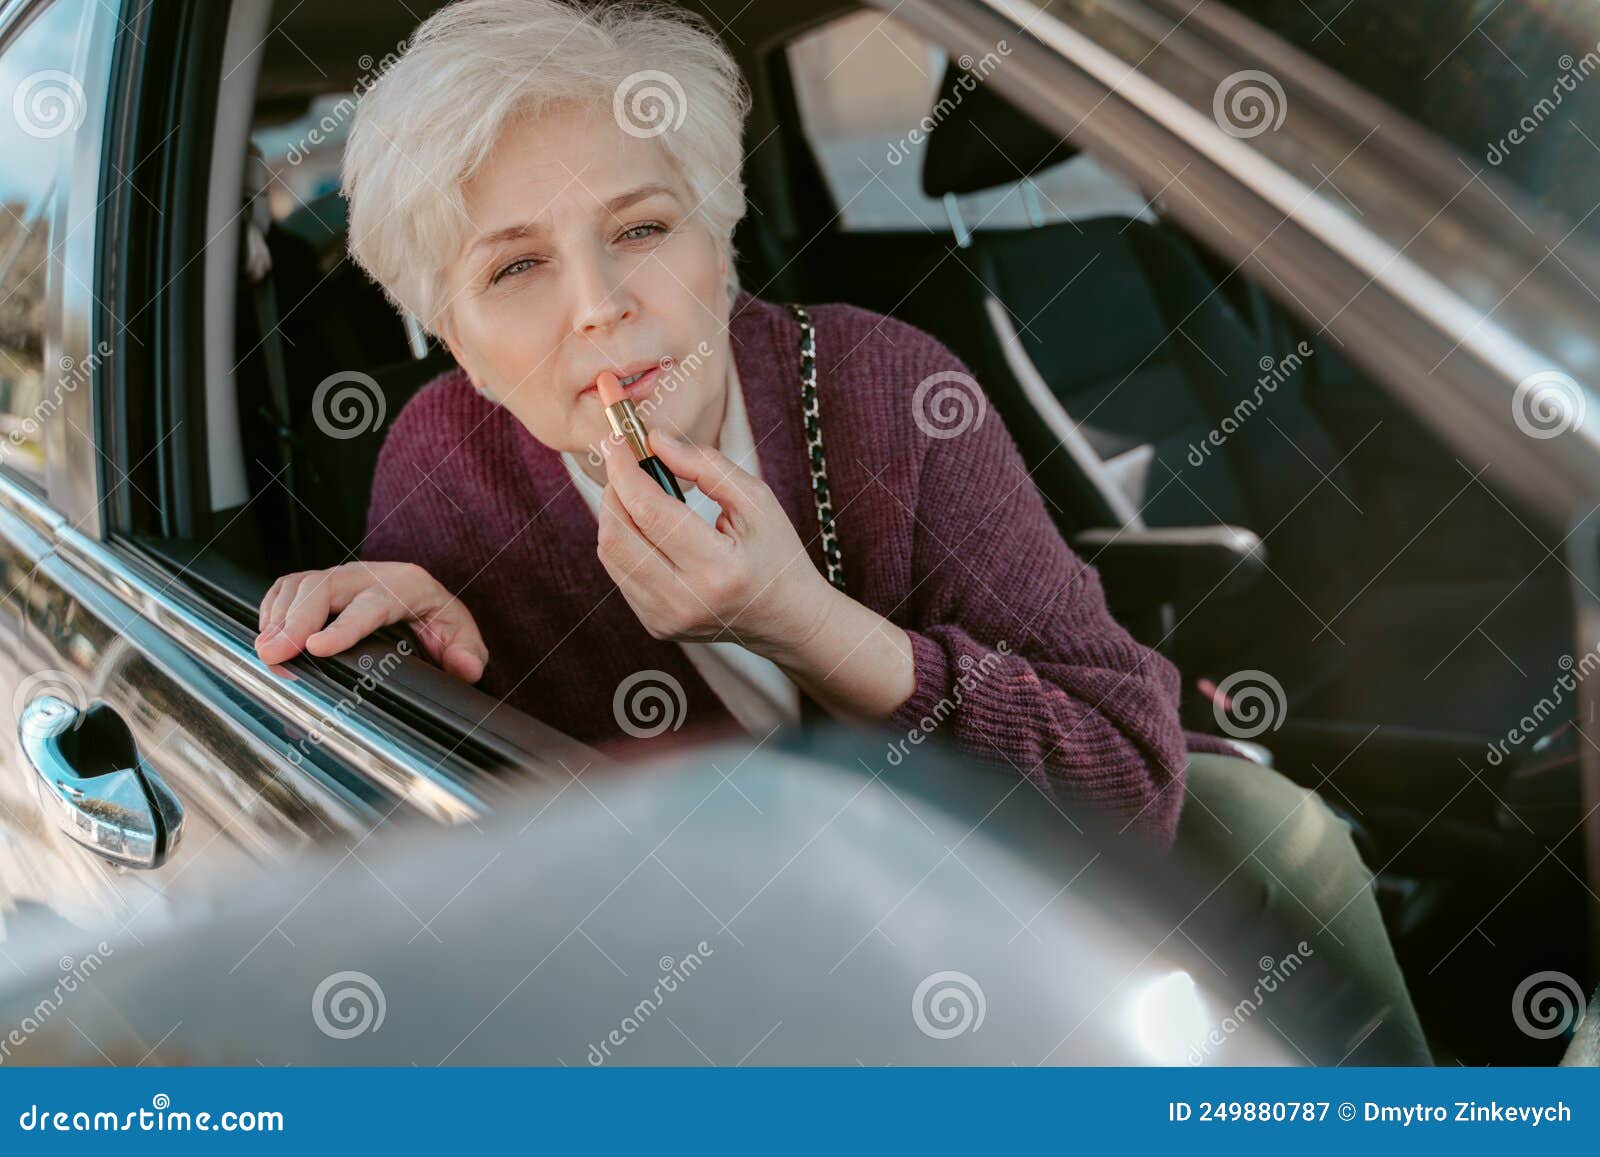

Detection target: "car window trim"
[0, 466, 510, 819]
[121, 525, 608, 787]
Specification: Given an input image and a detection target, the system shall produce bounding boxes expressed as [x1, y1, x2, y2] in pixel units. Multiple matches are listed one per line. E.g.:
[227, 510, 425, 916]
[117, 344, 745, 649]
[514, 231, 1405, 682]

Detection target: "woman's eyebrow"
[469, 183, 682, 255]
[602, 182, 681, 217]
[470, 220, 547, 256]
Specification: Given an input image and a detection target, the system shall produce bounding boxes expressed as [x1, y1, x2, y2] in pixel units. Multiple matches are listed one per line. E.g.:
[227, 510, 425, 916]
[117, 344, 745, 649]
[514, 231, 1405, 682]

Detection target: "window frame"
[63, 0, 601, 809]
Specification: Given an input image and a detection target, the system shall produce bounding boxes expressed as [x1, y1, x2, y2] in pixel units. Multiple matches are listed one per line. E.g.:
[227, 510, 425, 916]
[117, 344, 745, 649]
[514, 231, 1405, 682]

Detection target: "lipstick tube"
[603, 395, 685, 502]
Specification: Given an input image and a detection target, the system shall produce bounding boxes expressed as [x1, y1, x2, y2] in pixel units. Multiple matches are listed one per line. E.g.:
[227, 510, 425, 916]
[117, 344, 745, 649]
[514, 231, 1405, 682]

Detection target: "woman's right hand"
[254, 562, 488, 683]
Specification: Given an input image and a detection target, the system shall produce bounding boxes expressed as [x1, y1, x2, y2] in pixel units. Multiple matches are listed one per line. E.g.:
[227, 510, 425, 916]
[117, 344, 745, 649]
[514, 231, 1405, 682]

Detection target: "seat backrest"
[229, 182, 459, 569]
[903, 62, 1361, 621]
[295, 347, 459, 567]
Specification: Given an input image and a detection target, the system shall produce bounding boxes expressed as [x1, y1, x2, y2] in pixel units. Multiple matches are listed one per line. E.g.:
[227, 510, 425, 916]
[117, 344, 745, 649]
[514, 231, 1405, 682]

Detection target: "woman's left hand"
[596, 428, 835, 659]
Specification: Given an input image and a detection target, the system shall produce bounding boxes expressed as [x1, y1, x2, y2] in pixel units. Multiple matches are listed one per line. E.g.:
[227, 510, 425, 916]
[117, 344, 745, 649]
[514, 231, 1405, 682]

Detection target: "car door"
[0, 0, 592, 948]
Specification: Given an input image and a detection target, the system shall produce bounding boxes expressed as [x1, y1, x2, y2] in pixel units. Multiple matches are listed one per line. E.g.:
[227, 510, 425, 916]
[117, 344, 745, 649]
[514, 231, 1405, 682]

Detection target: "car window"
[0, 0, 90, 489]
[1221, 0, 1600, 244]
[252, 93, 349, 213]
[784, 9, 1148, 232]
[109, 3, 587, 776]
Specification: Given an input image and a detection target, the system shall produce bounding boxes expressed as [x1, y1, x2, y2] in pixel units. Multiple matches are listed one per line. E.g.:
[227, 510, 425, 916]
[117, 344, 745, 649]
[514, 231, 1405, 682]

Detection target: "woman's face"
[438, 99, 732, 470]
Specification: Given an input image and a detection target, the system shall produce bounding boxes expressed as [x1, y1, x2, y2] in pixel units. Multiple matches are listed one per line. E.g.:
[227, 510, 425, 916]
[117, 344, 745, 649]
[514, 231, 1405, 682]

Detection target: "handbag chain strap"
[785, 302, 846, 592]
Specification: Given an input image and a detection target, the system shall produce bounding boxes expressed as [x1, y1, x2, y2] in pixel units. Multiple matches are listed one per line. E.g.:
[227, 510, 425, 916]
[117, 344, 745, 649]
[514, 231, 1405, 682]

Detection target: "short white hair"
[342, 0, 752, 335]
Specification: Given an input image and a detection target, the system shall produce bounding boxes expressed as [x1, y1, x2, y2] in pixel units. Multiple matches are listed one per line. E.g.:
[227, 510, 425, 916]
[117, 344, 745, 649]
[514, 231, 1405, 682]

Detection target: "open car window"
[784, 8, 1149, 232]
[88, 0, 605, 793]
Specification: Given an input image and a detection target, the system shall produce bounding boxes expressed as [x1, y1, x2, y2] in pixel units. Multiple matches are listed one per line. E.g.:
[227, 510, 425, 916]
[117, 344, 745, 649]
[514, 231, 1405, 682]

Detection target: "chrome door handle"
[19, 695, 185, 869]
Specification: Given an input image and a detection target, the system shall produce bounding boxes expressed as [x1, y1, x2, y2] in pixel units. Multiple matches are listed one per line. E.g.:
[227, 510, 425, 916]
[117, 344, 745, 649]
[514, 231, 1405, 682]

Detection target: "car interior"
[104, 0, 1592, 1063]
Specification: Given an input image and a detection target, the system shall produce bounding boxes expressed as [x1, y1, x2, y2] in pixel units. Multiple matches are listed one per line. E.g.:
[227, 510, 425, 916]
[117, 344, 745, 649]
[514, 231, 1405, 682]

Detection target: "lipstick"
[597, 370, 685, 501]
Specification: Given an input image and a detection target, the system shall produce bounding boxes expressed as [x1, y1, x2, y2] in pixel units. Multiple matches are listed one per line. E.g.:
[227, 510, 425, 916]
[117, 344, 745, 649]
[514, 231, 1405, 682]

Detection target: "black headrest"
[921, 59, 1078, 198]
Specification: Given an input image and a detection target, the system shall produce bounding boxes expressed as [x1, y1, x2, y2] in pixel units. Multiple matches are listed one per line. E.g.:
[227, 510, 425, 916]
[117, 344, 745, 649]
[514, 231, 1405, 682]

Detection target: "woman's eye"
[620, 222, 667, 243]
[490, 225, 666, 284]
[492, 257, 539, 284]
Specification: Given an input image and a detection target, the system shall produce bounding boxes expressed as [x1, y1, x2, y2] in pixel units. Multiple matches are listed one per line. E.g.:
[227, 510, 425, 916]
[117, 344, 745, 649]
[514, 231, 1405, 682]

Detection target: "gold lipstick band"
[604, 397, 651, 460]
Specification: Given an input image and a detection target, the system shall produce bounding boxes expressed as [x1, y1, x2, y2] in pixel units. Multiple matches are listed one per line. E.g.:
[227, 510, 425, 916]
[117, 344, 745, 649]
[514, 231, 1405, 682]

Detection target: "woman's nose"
[569, 249, 636, 335]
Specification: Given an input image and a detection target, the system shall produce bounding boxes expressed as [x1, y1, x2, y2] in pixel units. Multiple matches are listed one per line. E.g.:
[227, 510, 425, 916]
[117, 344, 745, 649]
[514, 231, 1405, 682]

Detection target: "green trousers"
[1175, 752, 1432, 1065]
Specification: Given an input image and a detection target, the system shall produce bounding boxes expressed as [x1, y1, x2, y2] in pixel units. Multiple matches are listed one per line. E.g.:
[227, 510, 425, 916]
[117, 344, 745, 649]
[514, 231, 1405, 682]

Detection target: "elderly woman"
[253, 0, 1428, 1061]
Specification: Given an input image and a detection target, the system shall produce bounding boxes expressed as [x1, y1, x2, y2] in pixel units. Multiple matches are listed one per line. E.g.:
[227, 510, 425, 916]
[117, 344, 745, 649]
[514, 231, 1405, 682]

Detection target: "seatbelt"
[243, 149, 306, 568]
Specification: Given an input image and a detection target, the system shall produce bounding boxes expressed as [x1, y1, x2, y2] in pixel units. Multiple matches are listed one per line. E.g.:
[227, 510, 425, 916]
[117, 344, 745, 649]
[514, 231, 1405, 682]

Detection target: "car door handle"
[19, 695, 185, 870]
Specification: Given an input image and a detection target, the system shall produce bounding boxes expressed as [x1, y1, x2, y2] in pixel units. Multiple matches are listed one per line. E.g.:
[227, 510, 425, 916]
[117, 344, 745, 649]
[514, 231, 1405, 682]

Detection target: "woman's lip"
[585, 365, 662, 399]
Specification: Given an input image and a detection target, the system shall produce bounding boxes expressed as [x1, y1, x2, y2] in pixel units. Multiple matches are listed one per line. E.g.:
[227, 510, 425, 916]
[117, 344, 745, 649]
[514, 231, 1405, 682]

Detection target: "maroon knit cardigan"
[362, 290, 1238, 846]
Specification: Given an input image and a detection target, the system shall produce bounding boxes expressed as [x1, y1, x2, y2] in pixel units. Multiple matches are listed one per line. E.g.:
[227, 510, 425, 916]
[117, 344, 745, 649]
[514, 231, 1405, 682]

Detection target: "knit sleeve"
[884, 348, 1191, 849]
